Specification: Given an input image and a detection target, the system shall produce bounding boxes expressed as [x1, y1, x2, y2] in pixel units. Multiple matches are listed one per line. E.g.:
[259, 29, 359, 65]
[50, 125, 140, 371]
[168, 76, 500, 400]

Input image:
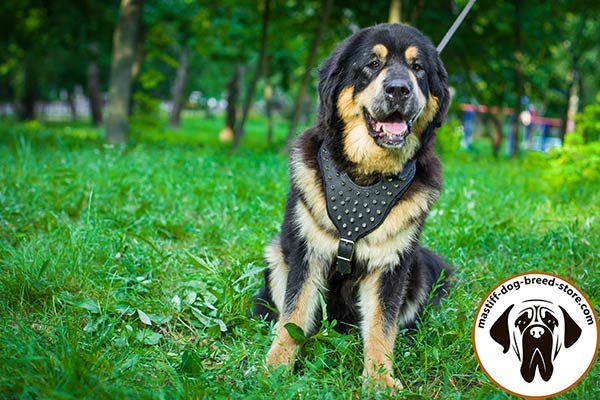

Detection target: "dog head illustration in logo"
[490, 300, 582, 382]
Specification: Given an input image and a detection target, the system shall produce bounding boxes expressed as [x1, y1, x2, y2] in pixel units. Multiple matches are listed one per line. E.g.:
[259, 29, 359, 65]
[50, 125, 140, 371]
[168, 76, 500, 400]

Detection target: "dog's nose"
[384, 79, 411, 101]
[530, 326, 544, 339]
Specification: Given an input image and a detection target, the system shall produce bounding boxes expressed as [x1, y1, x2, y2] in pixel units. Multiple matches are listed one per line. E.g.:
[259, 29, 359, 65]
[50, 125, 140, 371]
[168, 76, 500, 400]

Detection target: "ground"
[0, 115, 598, 399]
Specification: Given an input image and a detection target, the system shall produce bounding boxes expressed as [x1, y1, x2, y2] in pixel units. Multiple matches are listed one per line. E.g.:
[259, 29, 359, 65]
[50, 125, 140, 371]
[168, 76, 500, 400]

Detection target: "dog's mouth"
[364, 110, 412, 149]
[520, 325, 554, 382]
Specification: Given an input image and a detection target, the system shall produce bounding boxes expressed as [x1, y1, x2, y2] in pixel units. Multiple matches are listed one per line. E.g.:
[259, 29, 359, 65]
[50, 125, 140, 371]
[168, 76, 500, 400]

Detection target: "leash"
[436, 0, 476, 53]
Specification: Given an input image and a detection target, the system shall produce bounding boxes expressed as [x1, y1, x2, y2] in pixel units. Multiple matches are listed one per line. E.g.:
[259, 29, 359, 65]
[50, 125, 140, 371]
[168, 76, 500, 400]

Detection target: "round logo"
[472, 272, 599, 398]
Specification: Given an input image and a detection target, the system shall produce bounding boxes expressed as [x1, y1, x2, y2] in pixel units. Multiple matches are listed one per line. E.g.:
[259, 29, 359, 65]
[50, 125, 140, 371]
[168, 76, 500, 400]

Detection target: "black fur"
[254, 24, 453, 381]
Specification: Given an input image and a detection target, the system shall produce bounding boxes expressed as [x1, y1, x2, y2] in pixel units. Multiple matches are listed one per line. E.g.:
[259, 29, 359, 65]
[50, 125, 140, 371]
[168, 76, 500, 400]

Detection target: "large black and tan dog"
[254, 23, 452, 389]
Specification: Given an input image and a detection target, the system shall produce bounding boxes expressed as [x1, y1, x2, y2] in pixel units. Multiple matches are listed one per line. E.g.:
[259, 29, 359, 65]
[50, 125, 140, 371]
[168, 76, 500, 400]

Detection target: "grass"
[0, 115, 598, 399]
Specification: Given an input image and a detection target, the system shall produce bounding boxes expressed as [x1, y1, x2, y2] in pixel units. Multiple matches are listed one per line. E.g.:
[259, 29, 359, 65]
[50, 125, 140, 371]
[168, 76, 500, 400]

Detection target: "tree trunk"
[232, 0, 271, 150]
[105, 0, 143, 144]
[19, 59, 36, 120]
[87, 43, 103, 126]
[508, 0, 523, 157]
[67, 89, 77, 121]
[264, 54, 274, 145]
[220, 65, 244, 142]
[168, 45, 190, 128]
[128, 20, 145, 117]
[489, 113, 503, 158]
[285, 0, 334, 149]
[389, 0, 401, 23]
[560, 15, 586, 143]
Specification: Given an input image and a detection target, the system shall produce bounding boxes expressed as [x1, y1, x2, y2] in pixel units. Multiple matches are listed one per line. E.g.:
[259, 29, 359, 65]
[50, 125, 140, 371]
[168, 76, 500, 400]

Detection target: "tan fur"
[372, 44, 388, 59]
[265, 39, 443, 383]
[337, 69, 434, 176]
[338, 84, 419, 176]
[404, 46, 419, 62]
[266, 266, 324, 367]
[412, 94, 439, 138]
[291, 138, 438, 273]
[265, 236, 288, 313]
[289, 149, 336, 234]
[359, 271, 403, 389]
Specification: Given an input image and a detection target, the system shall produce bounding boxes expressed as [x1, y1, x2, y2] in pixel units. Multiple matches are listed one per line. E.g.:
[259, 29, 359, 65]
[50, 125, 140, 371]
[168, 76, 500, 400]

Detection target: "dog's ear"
[317, 47, 344, 129]
[559, 306, 582, 348]
[430, 54, 450, 129]
[490, 304, 514, 353]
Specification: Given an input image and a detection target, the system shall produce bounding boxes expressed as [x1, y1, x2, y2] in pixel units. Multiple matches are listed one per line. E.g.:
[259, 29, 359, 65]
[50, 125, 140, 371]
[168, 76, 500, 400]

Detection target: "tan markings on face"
[372, 44, 388, 60]
[404, 46, 419, 62]
[358, 271, 403, 389]
[338, 82, 416, 176]
[411, 94, 439, 136]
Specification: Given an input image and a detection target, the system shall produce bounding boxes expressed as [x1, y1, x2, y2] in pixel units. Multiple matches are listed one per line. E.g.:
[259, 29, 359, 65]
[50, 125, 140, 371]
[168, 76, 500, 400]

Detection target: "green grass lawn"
[0, 116, 598, 399]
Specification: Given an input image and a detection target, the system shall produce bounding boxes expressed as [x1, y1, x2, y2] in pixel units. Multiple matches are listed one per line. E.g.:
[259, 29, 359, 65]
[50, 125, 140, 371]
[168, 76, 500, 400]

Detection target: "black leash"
[318, 143, 416, 275]
[437, 0, 476, 53]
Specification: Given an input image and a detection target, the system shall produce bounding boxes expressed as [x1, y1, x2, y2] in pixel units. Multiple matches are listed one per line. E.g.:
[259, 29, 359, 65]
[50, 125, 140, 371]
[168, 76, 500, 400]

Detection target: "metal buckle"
[336, 238, 355, 275]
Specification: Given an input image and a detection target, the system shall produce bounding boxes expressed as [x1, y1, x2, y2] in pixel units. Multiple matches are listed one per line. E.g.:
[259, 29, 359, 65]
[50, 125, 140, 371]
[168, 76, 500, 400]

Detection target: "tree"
[508, 0, 524, 158]
[87, 43, 103, 125]
[168, 45, 190, 128]
[232, 0, 271, 150]
[105, 0, 143, 144]
[285, 0, 334, 149]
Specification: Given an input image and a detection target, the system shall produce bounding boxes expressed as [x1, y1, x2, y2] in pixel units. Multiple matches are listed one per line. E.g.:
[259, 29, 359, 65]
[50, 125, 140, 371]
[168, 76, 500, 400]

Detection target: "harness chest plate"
[317, 143, 416, 275]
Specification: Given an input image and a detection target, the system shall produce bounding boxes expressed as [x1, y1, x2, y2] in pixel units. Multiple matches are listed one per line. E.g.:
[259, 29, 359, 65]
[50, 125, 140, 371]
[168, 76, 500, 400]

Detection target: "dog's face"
[317, 24, 449, 175]
[490, 300, 582, 383]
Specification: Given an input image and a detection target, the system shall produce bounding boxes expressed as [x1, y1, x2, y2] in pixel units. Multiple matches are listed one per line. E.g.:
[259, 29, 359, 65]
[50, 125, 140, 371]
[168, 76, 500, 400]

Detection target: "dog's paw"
[265, 340, 298, 369]
[362, 368, 404, 392]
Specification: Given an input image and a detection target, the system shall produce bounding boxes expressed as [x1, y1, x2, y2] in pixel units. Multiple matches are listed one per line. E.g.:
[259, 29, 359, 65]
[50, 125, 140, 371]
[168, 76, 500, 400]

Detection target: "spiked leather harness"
[317, 142, 417, 275]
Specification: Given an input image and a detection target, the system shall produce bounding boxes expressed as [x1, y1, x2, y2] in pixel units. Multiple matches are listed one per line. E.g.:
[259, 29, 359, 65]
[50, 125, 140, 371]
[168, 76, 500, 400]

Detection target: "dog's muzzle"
[520, 324, 554, 382]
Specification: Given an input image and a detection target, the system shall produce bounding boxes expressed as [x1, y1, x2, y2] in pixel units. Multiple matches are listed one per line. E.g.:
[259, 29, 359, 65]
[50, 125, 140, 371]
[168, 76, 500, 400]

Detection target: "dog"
[253, 23, 452, 389]
[490, 300, 582, 382]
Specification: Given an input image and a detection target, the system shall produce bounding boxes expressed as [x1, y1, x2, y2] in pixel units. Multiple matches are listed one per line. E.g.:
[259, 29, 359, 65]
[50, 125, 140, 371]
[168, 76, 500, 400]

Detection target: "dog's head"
[317, 23, 449, 176]
[490, 300, 582, 382]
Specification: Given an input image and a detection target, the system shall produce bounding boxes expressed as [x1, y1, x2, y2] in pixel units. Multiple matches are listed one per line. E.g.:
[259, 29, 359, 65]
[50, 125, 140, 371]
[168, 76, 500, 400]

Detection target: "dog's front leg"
[265, 261, 324, 369]
[358, 270, 403, 390]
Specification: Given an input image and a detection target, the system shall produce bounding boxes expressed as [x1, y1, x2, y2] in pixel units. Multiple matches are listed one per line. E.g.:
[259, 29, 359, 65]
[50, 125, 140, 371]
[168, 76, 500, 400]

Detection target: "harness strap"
[318, 143, 416, 275]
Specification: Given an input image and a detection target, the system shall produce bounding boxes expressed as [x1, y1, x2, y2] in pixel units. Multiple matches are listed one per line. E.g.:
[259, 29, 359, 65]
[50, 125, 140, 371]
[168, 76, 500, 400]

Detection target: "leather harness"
[317, 142, 417, 275]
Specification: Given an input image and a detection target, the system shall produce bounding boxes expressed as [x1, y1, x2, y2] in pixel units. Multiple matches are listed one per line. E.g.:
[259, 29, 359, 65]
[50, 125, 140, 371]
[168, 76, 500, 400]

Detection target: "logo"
[473, 272, 599, 398]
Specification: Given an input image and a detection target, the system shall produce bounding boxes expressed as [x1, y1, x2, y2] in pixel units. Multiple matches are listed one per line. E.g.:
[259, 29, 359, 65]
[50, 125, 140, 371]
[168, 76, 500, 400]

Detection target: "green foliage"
[527, 129, 600, 197]
[435, 118, 462, 156]
[575, 92, 600, 143]
[1, 117, 599, 399]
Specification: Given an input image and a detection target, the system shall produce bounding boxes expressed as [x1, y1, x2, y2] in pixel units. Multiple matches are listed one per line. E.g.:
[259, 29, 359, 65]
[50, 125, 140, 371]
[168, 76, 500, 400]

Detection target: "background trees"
[1, 0, 599, 151]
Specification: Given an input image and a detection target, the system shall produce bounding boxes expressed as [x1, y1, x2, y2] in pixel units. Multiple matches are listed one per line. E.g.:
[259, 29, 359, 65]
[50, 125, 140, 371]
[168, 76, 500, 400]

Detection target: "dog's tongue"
[376, 121, 408, 135]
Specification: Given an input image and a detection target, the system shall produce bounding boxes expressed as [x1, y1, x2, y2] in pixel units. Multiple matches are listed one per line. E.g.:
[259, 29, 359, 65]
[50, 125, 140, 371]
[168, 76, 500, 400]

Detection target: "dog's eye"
[412, 63, 423, 72]
[367, 60, 380, 70]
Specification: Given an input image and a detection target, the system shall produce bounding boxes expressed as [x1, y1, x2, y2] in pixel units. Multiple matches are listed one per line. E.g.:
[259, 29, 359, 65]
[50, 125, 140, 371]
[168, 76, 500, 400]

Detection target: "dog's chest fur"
[289, 130, 440, 274]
